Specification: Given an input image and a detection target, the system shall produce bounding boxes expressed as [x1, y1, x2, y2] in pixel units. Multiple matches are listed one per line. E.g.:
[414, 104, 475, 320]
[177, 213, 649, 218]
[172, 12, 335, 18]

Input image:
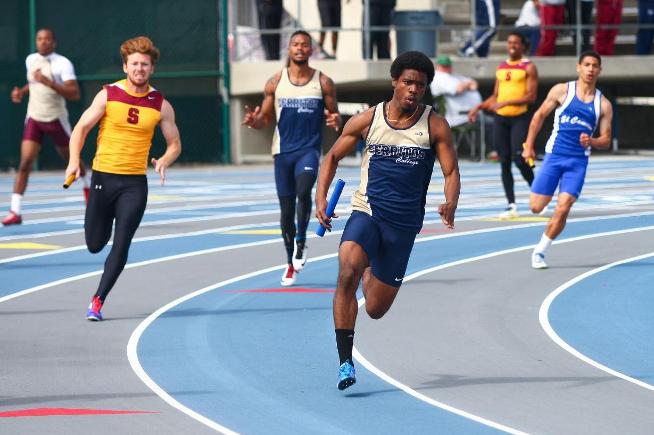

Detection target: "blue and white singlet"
[271, 68, 324, 156]
[545, 81, 602, 157]
[351, 102, 435, 231]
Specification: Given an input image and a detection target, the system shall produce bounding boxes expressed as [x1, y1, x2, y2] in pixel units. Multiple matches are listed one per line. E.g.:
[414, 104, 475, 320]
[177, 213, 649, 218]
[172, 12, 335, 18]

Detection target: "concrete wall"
[230, 55, 654, 163]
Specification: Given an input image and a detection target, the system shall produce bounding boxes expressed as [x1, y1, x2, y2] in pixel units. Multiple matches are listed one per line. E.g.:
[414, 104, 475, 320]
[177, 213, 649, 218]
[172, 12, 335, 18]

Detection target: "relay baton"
[522, 143, 535, 169]
[316, 178, 345, 237]
[62, 173, 76, 189]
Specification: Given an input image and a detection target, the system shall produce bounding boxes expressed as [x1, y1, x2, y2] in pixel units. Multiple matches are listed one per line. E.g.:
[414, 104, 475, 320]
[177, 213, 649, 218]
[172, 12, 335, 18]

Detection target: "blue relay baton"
[316, 178, 345, 237]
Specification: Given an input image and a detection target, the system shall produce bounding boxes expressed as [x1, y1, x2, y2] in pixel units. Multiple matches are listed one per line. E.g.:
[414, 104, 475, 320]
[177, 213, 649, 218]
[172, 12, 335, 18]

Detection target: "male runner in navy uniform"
[315, 51, 460, 390]
[242, 30, 340, 286]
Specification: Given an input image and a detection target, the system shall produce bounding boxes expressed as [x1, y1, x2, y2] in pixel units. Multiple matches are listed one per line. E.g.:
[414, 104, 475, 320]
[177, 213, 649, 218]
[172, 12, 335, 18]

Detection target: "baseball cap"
[436, 54, 452, 66]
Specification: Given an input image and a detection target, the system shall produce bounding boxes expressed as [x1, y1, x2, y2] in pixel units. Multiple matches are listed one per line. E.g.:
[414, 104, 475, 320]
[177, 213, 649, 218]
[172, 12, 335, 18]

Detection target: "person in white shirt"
[4, 28, 90, 226]
[430, 55, 481, 128]
[430, 55, 485, 158]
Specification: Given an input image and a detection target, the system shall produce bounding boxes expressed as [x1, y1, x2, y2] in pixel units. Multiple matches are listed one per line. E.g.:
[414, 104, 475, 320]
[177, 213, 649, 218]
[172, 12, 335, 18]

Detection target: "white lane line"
[539, 251, 654, 392]
[351, 225, 654, 435]
[5, 209, 654, 265]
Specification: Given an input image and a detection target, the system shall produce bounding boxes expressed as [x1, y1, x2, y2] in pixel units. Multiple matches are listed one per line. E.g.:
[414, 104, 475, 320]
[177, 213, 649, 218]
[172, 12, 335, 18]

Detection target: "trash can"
[392, 10, 442, 57]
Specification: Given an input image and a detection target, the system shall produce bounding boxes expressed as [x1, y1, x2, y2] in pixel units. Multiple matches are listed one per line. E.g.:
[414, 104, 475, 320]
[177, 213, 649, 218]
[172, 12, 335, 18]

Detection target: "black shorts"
[318, 0, 341, 27]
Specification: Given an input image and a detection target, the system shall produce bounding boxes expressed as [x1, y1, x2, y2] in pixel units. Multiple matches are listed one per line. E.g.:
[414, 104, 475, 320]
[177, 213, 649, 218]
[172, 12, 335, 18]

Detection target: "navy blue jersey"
[351, 102, 435, 231]
[272, 68, 324, 155]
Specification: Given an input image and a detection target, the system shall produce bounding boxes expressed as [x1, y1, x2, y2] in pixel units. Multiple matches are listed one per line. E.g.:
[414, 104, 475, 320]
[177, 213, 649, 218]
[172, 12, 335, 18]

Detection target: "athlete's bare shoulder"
[264, 71, 283, 95]
[547, 82, 569, 104]
[319, 71, 335, 89]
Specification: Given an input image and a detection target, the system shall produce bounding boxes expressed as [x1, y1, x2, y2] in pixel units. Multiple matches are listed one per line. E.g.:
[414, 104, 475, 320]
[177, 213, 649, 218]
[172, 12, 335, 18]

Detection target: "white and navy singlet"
[272, 67, 325, 156]
[546, 80, 602, 157]
[352, 102, 435, 231]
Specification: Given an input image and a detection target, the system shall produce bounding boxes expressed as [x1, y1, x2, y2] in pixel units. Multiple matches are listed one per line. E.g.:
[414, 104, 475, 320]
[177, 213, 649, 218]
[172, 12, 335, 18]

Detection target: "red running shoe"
[86, 296, 103, 321]
[2, 211, 22, 226]
[280, 264, 297, 286]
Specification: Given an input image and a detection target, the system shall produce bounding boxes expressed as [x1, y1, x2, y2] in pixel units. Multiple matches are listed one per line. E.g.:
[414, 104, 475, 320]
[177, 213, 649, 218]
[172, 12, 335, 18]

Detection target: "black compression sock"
[335, 329, 355, 365]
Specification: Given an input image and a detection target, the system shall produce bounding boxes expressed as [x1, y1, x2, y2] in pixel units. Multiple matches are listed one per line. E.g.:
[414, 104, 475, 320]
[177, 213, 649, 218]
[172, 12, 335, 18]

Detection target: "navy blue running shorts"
[340, 211, 417, 287]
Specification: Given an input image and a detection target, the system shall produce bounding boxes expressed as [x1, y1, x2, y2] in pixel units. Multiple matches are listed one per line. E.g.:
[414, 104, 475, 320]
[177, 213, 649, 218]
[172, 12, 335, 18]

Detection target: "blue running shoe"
[86, 296, 103, 321]
[337, 360, 356, 390]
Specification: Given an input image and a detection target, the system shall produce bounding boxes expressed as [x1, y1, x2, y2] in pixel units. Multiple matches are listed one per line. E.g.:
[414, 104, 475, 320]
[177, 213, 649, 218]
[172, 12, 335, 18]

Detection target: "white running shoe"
[531, 252, 548, 269]
[292, 242, 307, 271]
[499, 204, 519, 219]
[280, 264, 297, 286]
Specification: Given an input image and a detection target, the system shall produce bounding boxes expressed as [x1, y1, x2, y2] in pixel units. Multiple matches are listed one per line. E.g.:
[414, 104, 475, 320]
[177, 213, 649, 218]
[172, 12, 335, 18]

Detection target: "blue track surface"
[136, 214, 654, 434]
[549, 254, 654, 386]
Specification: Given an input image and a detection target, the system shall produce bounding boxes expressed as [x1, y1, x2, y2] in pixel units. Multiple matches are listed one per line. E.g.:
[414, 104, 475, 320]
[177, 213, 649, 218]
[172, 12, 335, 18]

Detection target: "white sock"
[534, 234, 552, 255]
[11, 193, 22, 214]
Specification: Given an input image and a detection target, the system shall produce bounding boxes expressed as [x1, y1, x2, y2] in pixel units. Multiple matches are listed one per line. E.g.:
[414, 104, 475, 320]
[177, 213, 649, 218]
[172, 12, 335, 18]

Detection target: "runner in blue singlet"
[522, 50, 614, 269]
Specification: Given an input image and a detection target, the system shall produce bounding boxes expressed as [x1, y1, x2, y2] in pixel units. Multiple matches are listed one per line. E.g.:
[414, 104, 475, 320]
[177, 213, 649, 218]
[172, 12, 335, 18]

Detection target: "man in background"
[4, 28, 90, 226]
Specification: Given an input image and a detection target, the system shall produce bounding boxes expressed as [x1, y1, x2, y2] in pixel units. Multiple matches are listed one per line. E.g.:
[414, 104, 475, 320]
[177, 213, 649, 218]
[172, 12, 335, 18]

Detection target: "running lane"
[135, 214, 654, 434]
[547, 253, 654, 386]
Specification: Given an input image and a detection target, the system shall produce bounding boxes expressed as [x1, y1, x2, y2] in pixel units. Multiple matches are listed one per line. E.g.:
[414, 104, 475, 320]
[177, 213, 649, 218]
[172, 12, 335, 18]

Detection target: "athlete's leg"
[529, 192, 553, 214]
[363, 221, 415, 318]
[335, 212, 380, 379]
[334, 241, 369, 330]
[85, 172, 115, 253]
[274, 153, 297, 265]
[495, 116, 515, 204]
[295, 181, 314, 241]
[13, 140, 41, 196]
[94, 176, 147, 302]
[293, 150, 319, 244]
[362, 273, 400, 320]
[530, 153, 561, 214]
[279, 195, 296, 263]
[510, 114, 534, 186]
[544, 192, 576, 239]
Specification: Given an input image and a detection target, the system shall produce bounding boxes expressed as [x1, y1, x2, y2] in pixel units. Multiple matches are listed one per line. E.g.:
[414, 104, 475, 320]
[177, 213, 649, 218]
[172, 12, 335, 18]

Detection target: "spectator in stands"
[515, 0, 541, 56]
[363, 0, 396, 59]
[256, 0, 283, 60]
[431, 55, 481, 129]
[537, 0, 566, 56]
[636, 0, 654, 54]
[431, 55, 485, 159]
[566, 0, 594, 52]
[460, 0, 501, 57]
[595, 0, 623, 55]
[317, 0, 345, 59]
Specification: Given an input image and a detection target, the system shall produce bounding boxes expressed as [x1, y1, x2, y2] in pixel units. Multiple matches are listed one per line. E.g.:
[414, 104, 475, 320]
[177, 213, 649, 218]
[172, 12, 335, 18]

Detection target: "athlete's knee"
[86, 240, 106, 254]
[554, 202, 572, 218]
[337, 263, 362, 293]
[365, 300, 390, 320]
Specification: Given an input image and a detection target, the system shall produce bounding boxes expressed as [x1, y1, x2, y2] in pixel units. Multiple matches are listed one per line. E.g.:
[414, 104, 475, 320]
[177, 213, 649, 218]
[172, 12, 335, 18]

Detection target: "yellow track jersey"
[93, 79, 163, 175]
[496, 58, 531, 117]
